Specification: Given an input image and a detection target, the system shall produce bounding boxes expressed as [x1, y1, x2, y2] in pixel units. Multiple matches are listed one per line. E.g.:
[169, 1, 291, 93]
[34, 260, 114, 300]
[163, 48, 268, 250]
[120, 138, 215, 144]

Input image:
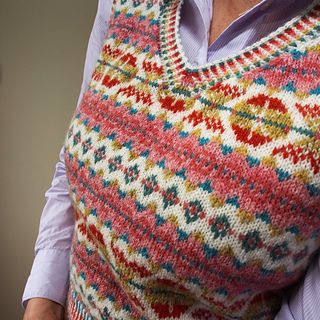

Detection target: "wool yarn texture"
[63, 0, 320, 319]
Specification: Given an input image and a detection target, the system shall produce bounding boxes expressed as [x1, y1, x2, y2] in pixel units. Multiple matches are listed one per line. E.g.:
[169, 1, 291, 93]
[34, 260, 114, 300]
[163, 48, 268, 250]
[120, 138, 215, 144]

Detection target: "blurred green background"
[0, 0, 98, 317]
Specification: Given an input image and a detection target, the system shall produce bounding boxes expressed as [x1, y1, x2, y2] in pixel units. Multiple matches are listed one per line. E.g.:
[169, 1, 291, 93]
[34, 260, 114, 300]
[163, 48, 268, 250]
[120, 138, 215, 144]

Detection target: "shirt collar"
[192, 0, 299, 46]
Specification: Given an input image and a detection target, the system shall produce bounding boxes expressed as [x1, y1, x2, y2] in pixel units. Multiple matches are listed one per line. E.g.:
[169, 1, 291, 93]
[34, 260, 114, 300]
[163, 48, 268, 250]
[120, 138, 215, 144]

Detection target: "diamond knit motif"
[63, 0, 320, 319]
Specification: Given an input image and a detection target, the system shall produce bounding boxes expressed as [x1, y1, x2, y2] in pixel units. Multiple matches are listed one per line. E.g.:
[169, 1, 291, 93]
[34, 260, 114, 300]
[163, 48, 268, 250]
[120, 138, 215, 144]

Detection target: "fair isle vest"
[63, 0, 320, 319]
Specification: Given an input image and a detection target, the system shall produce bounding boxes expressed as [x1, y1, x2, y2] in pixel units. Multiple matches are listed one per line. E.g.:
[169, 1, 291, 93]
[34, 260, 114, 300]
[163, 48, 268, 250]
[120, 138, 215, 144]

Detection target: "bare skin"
[209, 0, 261, 44]
[22, 298, 65, 320]
[22, 1, 260, 319]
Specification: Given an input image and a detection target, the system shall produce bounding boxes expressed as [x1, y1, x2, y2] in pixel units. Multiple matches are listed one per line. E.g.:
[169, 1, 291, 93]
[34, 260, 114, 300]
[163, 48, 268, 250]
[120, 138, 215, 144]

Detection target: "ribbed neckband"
[159, 0, 320, 91]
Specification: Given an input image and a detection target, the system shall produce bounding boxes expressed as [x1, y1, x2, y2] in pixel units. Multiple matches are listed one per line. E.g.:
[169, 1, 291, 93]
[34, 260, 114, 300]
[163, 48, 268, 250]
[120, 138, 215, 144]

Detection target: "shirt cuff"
[21, 248, 71, 311]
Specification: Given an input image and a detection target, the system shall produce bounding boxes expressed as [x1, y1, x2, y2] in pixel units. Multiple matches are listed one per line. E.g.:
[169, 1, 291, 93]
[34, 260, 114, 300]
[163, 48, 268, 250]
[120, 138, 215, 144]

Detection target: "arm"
[21, 0, 112, 312]
[21, 145, 75, 311]
[274, 251, 320, 319]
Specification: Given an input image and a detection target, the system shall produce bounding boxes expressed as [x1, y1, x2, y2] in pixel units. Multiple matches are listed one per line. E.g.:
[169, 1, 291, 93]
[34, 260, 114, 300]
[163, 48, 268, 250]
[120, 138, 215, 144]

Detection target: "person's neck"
[209, 0, 261, 45]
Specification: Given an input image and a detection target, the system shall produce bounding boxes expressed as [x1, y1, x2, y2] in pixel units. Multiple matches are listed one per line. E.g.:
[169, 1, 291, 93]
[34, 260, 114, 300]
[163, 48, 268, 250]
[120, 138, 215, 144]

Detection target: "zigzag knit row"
[64, 0, 320, 319]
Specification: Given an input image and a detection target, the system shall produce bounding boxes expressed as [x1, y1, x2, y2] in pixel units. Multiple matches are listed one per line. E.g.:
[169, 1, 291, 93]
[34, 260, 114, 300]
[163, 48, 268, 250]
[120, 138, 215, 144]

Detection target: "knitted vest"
[63, 0, 320, 319]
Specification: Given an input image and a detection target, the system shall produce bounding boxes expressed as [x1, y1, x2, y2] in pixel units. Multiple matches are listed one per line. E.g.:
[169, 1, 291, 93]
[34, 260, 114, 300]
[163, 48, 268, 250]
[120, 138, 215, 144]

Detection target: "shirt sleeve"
[274, 251, 320, 319]
[21, 0, 112, 311]
[75, 0, 112, 111]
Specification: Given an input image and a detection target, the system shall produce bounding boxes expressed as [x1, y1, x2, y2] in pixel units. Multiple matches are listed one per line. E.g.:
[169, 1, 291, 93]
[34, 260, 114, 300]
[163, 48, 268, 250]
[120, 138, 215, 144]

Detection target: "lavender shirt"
[22, 0, 320, 318]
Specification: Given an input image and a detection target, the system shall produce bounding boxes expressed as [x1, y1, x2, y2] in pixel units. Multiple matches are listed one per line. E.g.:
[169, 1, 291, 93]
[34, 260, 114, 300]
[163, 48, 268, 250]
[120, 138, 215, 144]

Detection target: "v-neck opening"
[159, 0, 320, 91]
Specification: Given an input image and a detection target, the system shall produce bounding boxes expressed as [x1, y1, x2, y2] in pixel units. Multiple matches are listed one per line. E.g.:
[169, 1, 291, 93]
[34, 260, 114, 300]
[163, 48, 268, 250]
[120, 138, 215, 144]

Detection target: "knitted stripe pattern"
[63, 0, 320, 319]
